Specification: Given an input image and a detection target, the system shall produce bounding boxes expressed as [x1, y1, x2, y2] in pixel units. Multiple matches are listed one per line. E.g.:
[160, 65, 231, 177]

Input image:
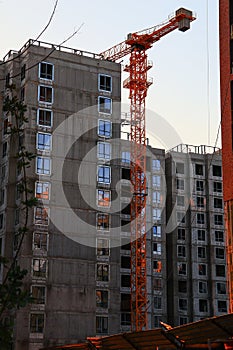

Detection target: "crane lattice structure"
[100, 8, 196, 331]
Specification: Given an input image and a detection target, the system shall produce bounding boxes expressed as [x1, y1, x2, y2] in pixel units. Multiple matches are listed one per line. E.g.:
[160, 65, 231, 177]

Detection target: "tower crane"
[100, 8, 196, 332]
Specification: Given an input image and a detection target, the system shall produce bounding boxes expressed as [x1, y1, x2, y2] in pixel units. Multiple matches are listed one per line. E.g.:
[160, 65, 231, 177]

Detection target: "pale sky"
[0, 0, 220, 149]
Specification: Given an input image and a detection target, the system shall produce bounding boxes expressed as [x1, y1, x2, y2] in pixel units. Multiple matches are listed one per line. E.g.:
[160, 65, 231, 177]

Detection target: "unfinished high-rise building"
[0, 39, 228, 350]
[166, 145, 228, 326]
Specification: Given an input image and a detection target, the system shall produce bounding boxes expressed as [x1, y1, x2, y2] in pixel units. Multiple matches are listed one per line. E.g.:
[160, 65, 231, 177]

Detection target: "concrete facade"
[0, 39, 228, 349]
[166, 144, 228, 326]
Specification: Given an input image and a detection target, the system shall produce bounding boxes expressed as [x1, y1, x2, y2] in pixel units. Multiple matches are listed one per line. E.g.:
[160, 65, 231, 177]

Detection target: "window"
[31, 286, 46, 304]
[32, 259, 47, 278]
[37, 133, 52, 151]
[33, 232, 48, 251]
[121, 238, 130, 251]
[217, 282, 226, 295]
[15, 208, 20, 225]
[154, 316, 162, 328]
[153, 243, 161, 255]
[97, 189, 110, 207]
[153, 225, 161, 238]
[121, 274, 130, 288]
[153, 278, 162, 291]
[153, 260, 162, 273]
[121, 203, 131, 215]
[35, 182, 50, 200]
[98, 120, 111, 138]
[199, 299, 208, 312]
[153, 208, 161, 222]
[177, 211, 185, 224]
[34, 207, 49, 225]
[197, 196, 205, 208]
[20, 86, 25, 101]
[30, 313, 45, 333]
[198, 247, 206, 259]
[39, 62, 54, 80]
[2, 142, 7, 158]
[99, 74, 112, 92]
[215, 247, 225, 259]
[0, 189, 5, 206]
[195, 164, 203, 176]
[3, 118, 9, 135]
[37, 109, 53, 128]
[5, 73, 10, 88]
[177, 245, 186, 258]
[97, 142, 111, 160]
[96, 316, 108, 334]
[121, 256, 130, 269]
[177, 179, 184, 190]
[121, 313, 131, 326]
[152, 159, 161, 171]
[152, 175, 161, 188]
[154, 296, 162, 310]
[198, 264, 207, 276]
[215, 231, 224, 243]
[96, 290, 108, 308]
[38, 86, 53, 103]
[217, 300, 227, 313]
[122, 168, 130, 180]
[196, 180, 204, 192]
[178, 263, 187, 275]
[97, 166, 111, 184]
[121, 220, 130, 233]
[97, 238, 109, 256]
[153, 191, 161, 204]
[122, 151, 130, 164]
[198, 230, 206, 241]
[178, 228, 185, 241]
[214, 214, 224, 226]
[213, 165, 222, 177]
[176, 162, 184, 174]
[96, 263, 109, 281]
[178, 281, 187, 293]
[180, 317, 188, 325]
[179, 298, 187, 311]
[199, 281, 207, 294]
[197, 213, 205, 225]
[21, 64, 26, 81]
[121, 293, 130, 311]
[213, 182, 222, 193]
[98, 96, 112, 114]
[121, 185, 131, 197]
[36, 157, 51, 175]
[0, 213, 3, 230]
[97, 213, 109, 231]
[216, 265, 225, 277]
[177, 195, 184, 207]
[214, 198, 223, 209]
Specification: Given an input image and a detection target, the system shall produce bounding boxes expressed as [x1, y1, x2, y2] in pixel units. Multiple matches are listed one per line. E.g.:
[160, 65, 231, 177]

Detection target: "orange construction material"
[225, 200, 233, 313]
[100, 8, 195, 332]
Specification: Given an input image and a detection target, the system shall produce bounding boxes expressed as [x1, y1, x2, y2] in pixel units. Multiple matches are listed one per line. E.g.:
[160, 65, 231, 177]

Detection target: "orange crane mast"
[100, 8, 196, 331]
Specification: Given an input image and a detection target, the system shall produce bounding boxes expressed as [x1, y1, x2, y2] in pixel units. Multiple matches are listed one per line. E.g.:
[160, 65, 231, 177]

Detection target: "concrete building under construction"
[0, 40, 228, 349]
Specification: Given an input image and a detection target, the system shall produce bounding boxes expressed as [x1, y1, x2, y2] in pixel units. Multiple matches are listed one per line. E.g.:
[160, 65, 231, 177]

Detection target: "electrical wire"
[206, 0, 211, 145]
[0, 0, 59, 66]
[0, 23, 84, 82]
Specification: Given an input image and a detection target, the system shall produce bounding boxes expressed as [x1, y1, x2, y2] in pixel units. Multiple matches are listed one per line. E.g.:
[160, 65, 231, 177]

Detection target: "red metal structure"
[219, 0, 233, 314]
[100, 8, 196, 331]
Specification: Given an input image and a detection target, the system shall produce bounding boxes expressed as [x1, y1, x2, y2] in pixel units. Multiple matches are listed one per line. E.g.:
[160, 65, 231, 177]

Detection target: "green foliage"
[0, 87, 37, 347]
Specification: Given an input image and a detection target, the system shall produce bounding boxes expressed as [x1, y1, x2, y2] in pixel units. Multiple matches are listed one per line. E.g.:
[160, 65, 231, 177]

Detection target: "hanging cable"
[0, 0, 59, 66]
